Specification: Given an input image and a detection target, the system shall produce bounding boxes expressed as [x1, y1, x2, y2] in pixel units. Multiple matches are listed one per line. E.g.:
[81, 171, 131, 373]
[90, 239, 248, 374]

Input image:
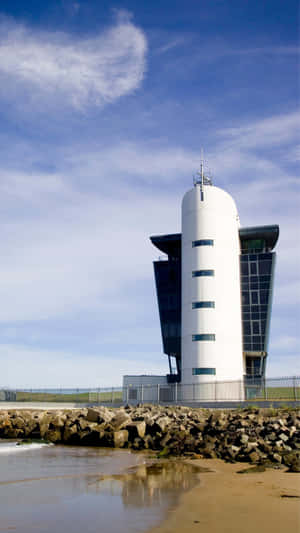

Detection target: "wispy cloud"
[0, 14, 147, 109]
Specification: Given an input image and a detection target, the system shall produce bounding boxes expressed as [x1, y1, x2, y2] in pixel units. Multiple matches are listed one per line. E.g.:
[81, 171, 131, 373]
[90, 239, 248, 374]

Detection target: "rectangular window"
[192, 270, 214, 277]
[250, 263, 257, 275]
[241, 263, 249, 276]
[259, 260, 272, 276]
[260, 290, 269, 305]
[192, 301, 215, 309]
[244, 321, 251, 335]
[192, 334, 215, 341]
[242, 292, 250, 305]
[192, 368, 216, 375]
[251, 292, 258, 304]
[252, 321, 260, 334]
[192, 239, 214, 247]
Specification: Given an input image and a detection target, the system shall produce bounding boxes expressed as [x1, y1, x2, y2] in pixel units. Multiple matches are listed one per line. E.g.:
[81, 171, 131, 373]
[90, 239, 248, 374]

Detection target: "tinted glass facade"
[153, 258, 181, 376]
[240, 252, 275, 353]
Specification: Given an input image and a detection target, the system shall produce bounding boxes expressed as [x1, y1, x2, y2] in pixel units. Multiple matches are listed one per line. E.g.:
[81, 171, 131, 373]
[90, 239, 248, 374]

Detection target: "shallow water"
[0, 441, 201, 533]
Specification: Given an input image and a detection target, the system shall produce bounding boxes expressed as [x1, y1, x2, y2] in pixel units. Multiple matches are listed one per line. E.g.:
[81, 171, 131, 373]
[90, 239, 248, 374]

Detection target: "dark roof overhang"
[239, 225, 279, 251]
[150, 233, 181, 258]
[150, 224, 279, 257]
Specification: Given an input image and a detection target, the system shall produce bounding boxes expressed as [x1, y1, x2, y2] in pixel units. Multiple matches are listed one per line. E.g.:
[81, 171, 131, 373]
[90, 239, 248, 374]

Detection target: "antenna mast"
[200, 148, 204, 189]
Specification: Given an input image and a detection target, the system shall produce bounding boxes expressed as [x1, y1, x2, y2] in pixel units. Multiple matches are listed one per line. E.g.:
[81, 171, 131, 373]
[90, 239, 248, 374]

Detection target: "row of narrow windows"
[192, 242, 215, 341]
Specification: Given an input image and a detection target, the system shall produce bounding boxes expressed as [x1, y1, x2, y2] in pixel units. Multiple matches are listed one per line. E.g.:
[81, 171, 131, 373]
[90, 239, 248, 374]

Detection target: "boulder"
[113, 430, 129, 448]
[110, 411, 131, 430]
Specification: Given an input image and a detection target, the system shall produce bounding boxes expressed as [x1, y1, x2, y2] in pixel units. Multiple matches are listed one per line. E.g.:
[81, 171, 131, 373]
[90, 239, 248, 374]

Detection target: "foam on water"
[0, 441, 52, 454]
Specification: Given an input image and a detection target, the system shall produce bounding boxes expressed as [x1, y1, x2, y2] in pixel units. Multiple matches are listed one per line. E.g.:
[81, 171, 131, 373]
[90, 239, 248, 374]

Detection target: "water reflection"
[95, 462, 203, 508]
[0, 446, 207, 533]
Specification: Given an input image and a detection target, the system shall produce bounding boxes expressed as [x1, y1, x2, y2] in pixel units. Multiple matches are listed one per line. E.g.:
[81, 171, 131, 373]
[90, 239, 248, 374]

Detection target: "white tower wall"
[181, 184, 244, 397]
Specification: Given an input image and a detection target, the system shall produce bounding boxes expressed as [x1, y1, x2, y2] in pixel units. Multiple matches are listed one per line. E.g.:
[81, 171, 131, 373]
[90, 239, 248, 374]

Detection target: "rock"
[45, 429, 61, 443]
[249, 450, 261, 463]
[113, 430, 129, 448]
[240, 434, 249, 444]
[86, 408, 100, 423]
[126, 421, 146, 439]
[155, 417, 171, 432]
[52, 414, 67, 428]
[110, 411, 131, 430]
[63, 424, 78, 442]
[143, 434, 155, 449]
[279, 433, 289, 442]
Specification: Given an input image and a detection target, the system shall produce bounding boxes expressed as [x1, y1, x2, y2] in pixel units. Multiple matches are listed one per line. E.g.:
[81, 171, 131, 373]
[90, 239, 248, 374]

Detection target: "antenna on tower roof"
[200, 147, 204, 189]
[193, 148, 213, 187]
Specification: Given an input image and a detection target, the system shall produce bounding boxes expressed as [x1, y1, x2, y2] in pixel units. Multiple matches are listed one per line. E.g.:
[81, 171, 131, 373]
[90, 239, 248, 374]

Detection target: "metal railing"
[0, 387, 123, 404]
[123, 376, 300, 404]
[0, 377, 299, 406]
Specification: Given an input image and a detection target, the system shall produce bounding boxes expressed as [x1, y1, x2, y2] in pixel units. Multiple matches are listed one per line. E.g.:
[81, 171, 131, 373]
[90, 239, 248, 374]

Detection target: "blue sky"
[0, 0, 298, 387]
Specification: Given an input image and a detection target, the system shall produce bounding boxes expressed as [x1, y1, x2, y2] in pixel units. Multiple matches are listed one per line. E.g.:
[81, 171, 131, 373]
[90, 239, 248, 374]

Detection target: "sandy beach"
[150, 459, 300, 533]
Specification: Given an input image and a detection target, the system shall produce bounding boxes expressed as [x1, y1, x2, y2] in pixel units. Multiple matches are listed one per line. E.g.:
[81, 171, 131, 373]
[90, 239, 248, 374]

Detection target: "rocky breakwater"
[0, 406, 299, 471]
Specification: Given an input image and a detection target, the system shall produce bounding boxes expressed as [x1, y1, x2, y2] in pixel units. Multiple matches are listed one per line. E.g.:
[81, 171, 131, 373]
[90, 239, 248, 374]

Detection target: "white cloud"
[0, 16, 147, 109]
[216, 110, 300, 150]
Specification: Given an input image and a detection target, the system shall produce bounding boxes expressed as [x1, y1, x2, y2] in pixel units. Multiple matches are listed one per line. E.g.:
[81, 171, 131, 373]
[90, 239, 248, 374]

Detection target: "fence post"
[293, 376, 297, 401]
[264, 379, 267, 400]
[141, 384, 144, 404]
[157, 384, 160, 404]
[111, 387, 114, 404]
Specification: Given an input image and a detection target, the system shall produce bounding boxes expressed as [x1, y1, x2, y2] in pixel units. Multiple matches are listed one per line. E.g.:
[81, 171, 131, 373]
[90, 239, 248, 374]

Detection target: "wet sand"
[150, 459, 300, 533]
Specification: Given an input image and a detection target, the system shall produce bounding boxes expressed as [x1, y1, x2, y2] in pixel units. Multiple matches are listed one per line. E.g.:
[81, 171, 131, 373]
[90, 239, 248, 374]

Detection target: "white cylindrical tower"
[181, 180, 244, 399]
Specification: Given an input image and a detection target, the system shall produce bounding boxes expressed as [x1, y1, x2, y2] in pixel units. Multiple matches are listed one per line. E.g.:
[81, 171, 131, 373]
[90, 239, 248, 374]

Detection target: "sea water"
[0, 441, 201, 533]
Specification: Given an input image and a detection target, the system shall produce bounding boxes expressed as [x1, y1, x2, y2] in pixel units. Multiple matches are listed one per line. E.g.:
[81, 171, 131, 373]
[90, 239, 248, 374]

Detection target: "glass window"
[252, 312, 259, 320]
[192, 368, 216, 375]
[244, 239, 265, 253]
[241, 263, 249, 276]
[192, 301, 215, 309]
[260, 275, 271, 282]
[252, 321, 260, 334]
[192, 239, 214, 247]
[260, 290, 269, 304]
[192, 334, 215, 341]
[259, 260, 272, 276]
[251, 292, 258, 304]
[253, 343, 262, 351]
[243, 321, 251, 335]
[242, 292, 250, 305]
[250, 263, 257, 275]
[192, 270, 214, 277]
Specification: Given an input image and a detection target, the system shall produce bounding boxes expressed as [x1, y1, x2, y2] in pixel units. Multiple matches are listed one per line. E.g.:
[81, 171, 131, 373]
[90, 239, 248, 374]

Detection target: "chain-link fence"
[0, 387, 123, 404]
[0, 376, 299, 406]
[123, 376, 300, 404]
